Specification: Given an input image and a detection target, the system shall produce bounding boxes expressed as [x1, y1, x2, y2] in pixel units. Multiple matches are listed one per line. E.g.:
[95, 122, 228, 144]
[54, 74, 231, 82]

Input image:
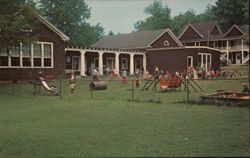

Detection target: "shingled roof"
[92, 29, 180, 49]
[178, 21, 224, 42]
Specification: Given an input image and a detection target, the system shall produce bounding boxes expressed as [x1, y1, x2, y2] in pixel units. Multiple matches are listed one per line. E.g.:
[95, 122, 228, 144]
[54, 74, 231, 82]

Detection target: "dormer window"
[164, 40, 169, 47]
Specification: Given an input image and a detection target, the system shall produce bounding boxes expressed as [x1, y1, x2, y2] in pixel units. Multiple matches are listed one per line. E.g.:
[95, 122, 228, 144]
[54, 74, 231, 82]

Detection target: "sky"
[85, 0, 217, 34]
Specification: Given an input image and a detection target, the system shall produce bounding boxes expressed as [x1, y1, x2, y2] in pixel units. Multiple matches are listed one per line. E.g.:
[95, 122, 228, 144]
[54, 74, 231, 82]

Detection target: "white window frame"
[198, 53, 212, 70]
[164, 40, 169, 46]
[10, 46, 21, 67]
[0, 42, 54, 68]
[106, 57, 115, 70]
[121, 58, 128, 69]
[187, 56, 193, 68]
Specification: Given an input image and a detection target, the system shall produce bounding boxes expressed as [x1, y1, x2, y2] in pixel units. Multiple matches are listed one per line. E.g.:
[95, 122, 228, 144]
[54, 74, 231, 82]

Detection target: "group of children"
[68, 68, 142, 93]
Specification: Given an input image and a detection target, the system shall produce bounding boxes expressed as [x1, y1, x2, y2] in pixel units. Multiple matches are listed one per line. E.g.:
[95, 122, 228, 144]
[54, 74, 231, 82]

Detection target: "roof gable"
[210, 23, 223, 35]
[178, 24, 204, 40]
[149, 29, 183, 48]
[34, 13, 69, 42]
[92, 29, 169, 49]
[224, 25, 244, 38]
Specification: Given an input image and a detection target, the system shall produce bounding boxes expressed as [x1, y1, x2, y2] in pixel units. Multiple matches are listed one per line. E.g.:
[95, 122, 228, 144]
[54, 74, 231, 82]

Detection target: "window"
[198, 53, 212, 70]
[121, 58, 128, 69]
[0, 48, 8, 66]
[164, 40, 169, 46]
[33, 43, 42, 67]
[0, 42, 53, 68]
[22, 44, 31, 67]
[11, 46, 20, 66]
[44, 44, 52, 67]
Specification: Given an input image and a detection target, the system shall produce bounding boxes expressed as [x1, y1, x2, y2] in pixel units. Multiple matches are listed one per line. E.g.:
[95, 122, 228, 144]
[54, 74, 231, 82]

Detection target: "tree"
[38, 0, 104, 47]
[0, 0, 37, 52]
[212, 0, 249, 31]
[171, 9, 198, 35]
[134, 0, 171, 31]
[108, 31, 114, 36]
[196, 5, 215, 22]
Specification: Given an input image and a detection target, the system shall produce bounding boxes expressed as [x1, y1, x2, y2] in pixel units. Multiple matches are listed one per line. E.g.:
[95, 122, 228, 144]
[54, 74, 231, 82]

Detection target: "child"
[135, 68, 140, 88]
[69, 72, 76, 93]
[122, 69, 127, 84]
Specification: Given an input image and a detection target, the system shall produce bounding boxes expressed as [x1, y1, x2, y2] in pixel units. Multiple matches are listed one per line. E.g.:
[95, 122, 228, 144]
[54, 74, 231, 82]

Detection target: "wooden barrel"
[89, 81, 108, 91]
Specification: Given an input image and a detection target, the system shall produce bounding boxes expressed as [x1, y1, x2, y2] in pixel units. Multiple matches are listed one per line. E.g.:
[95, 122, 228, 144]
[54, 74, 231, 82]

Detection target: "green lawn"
[0, 78, 249, 157]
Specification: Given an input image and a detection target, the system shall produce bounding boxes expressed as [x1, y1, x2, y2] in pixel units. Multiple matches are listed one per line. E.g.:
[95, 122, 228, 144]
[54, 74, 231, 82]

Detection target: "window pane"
[23, 44, 31, 56]
[11, 46, 20, 56]
[44, 44, 51, 57]
[44, 58, 51, 67]
[23, 57, 31, 66]
[0, 48, 8, 55]
[121, 58, 127, 69]
[34, 58, 41, 67]
[11, 57, 20, 66]
[0, 56, 8, 66]
[33, 43, 41, 57]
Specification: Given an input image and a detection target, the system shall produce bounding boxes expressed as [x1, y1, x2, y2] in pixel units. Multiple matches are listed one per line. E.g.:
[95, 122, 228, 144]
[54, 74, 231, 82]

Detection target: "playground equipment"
[142, 71, 203, 93]
[110, 70, 122, 80]
[89, 81, 108, 91]
[159, 77, 182, 91]
[89, 80, 108, 98]
[141, 72, 162, 91]
[39, 77, 59, 95]
[182, 79, 203, 93]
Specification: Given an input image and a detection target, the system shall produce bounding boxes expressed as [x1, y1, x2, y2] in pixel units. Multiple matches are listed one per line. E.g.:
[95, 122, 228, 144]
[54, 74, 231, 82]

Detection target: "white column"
[98, 51, 103, 75]
[130, 53, 134, 75]
[241, 39, 244, 64]
[115, 53, 120, 74]
[226, 40, 229, 64]
[143, 53, 147, 74]
[80, 50, 86, 76]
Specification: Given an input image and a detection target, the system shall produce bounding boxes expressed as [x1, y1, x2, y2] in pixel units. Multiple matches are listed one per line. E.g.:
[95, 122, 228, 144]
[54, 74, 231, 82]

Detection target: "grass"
[0, 78, 249, 157]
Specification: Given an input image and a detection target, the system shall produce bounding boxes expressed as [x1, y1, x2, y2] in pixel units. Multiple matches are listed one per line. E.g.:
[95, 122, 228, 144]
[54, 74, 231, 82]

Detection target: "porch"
[65, 46, 146, 76]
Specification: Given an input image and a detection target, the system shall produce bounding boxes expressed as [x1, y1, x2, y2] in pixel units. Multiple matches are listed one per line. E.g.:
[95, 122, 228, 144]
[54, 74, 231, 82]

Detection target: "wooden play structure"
[142, 72, 203, 93]
[159, 75, 182, 91]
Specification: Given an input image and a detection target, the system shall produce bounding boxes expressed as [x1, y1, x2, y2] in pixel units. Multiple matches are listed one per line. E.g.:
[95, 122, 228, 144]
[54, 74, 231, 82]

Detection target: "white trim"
[178, 23, 204, 39]
[147, 46, 222, 52]
[187, 56, 193, 68]
[164, 40, 169, 46]
[65, 47, 145, 55]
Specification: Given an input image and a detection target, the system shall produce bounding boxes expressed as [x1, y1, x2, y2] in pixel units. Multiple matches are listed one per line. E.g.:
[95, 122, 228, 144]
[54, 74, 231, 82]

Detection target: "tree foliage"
[0, 0, 37, 51]
[171, 9, 198, 35]
[134, 0, 171, 31]
[38, 0, 104, 47]
[212, 0, 249, 31]
[134, 0, 248, 35]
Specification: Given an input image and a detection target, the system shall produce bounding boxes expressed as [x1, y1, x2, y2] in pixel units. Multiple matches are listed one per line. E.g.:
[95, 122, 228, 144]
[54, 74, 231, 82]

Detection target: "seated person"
[242, 83, 250, 93]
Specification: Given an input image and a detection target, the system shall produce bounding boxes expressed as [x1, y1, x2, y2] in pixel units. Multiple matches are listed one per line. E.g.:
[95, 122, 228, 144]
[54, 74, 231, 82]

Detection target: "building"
[178, 21, 249, 65]
[0, 14, 69, 80]
[66, 28, 221, 76]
